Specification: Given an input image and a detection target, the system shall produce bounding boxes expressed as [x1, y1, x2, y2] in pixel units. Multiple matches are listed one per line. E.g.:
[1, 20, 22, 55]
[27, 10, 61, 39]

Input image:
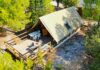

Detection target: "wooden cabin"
[5, 7, 84, 60]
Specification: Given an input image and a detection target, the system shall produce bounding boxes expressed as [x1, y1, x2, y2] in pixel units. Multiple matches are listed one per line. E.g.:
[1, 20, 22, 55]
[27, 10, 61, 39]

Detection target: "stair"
[15, 29, 31, 40]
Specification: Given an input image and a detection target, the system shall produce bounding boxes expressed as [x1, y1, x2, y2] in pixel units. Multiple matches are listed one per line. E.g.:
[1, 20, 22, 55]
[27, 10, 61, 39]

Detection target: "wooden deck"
[5, 39, 51, 60]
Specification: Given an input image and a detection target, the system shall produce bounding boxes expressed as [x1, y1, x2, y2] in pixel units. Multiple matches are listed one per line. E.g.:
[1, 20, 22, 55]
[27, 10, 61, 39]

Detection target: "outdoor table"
[28, 30, 41, 40]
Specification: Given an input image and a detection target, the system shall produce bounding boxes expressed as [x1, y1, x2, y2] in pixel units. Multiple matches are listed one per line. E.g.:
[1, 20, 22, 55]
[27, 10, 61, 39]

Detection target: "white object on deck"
[28, 30, 41, 40]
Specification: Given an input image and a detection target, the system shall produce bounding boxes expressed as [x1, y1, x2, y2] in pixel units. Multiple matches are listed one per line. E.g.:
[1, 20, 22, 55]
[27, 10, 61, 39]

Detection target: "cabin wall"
[35, 20, 52, 37]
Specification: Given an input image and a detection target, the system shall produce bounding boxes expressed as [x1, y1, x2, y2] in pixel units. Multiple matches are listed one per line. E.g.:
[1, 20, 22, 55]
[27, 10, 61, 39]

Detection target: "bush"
[84, 24, 100, 70]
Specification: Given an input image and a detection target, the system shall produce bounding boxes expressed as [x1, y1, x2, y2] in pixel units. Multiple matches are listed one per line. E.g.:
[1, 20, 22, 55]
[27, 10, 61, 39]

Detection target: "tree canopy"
[30, 0, 54, 24]
[0, 0, 54, 31]
[0, 52, 24, 70]
[83, 0, 100, 21]
[0, 0, 31, 31]
[0, 49, 54, 70]
[58, 0, 79, 8]
[84, 24, 100, 70]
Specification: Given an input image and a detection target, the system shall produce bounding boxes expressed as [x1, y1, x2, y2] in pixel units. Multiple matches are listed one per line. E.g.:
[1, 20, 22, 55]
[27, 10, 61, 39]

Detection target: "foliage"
[0, 48, 56, 70]
[30, 0, 54, 24]
[84, 24, 100, 70]
[0, 0, 31, 31]
[0, 52, 24, 70]
[59, 0, 79, 8]
[83, 0, 100, 21]
[0, 52, 34, 70]
[25, 58, 34, 70]
[43, 0, 54, 14]
[35, 48, 45, 66]
[44, 61, 53, 70]
[33, 47, 56, 70]
[84, 25, 100, 57]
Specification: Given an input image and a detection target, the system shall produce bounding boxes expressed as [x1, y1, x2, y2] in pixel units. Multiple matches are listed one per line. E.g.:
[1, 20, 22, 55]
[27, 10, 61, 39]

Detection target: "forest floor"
[53, 20, 98, 70]
[53, 31, 88, 70]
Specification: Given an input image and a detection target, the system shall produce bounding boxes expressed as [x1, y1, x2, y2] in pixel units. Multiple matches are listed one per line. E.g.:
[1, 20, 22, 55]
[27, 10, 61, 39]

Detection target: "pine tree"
[58, 0, 78, 8]
[30, 0, 54, 24]
[83, 0, 100, 21]
[0, 0, 31, 31]
[0, 52, 24, 70]
[84, 24, 100, 70]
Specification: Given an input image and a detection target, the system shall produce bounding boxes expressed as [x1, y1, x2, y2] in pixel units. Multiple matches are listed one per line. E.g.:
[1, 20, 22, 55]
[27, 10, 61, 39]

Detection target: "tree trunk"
[56, 0, 59, 9]
[98, 20, 100, 26]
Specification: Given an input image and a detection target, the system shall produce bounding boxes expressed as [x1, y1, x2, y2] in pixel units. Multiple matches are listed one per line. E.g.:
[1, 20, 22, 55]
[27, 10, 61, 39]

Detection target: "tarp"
[40, 7, 83, 43]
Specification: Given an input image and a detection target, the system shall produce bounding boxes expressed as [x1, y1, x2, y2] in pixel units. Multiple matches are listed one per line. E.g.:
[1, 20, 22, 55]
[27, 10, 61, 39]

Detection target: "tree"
[56, 0, 60, 8]
[43, 0, 54, 14]
[58, 0, 79, 8]
[0, 52, 25, 70]
[83, 0, 100, 21]
[84, 25, 100, 70]
[0, 47, 56, 70]
[30, 0, 54, 24]
[33, 47, 56, 70]
[0, 52, 34, 70]
[0, 0, 31, 31]
[25, 58, 34, 70]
